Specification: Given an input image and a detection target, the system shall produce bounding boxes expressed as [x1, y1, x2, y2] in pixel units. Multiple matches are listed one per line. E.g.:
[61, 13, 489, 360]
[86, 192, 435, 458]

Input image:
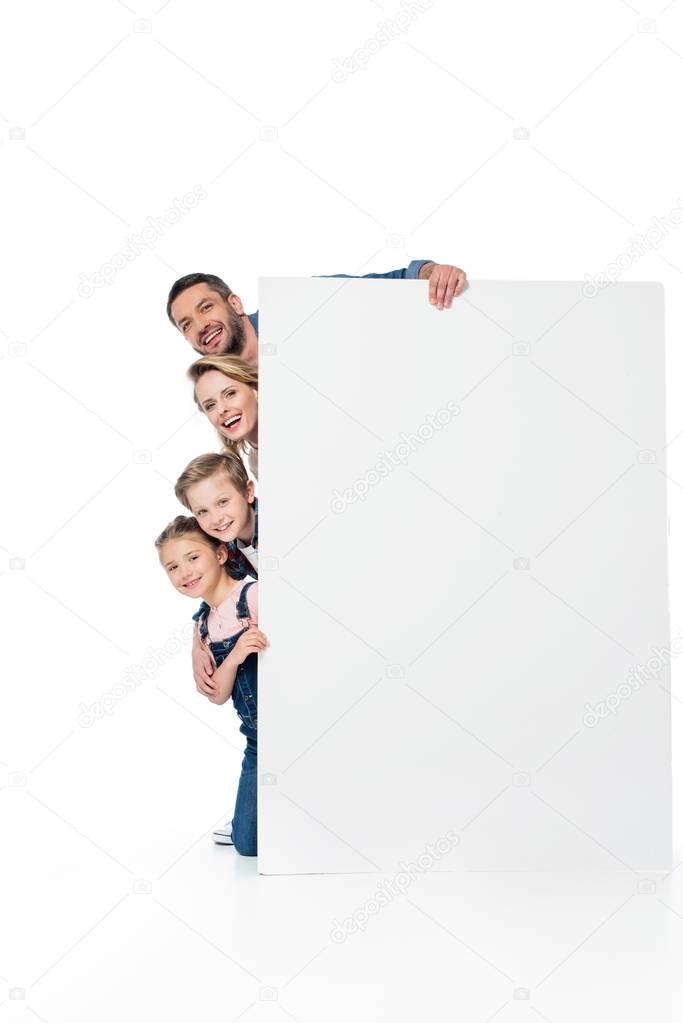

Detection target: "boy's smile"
[187, 471, 256, 546]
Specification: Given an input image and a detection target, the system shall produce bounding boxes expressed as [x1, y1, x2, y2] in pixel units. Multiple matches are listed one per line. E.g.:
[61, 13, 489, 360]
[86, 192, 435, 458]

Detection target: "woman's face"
[194, 370, 258, 444]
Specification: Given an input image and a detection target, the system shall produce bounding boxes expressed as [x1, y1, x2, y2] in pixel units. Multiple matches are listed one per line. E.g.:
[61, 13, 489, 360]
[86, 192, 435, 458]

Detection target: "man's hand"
[418, 262, 467, 309]
[192, 624, 217, 697]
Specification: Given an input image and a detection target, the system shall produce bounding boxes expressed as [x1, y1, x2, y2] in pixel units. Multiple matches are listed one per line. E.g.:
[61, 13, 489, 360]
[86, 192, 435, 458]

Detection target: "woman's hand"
[192, 624, 217, 696]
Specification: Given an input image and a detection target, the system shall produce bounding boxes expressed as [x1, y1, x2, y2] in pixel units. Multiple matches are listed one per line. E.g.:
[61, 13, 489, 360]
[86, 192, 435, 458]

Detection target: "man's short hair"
[166, 273, 233, 325]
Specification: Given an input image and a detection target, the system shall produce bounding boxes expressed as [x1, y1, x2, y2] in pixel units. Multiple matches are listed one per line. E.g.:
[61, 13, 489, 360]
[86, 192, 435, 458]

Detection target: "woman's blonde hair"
[187, 355, 258, 460]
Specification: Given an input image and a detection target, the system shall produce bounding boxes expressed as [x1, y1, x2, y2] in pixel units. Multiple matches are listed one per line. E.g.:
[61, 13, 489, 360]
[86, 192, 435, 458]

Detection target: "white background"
[2, 0, 683, 1019]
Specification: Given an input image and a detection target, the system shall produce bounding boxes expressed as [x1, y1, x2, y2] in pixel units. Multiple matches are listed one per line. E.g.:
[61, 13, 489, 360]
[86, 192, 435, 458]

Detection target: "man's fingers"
[443, 268, 460, 308]
[435, 268, 451, 309]
[428, 264, 467, 307]
[429, 270, 439, 306]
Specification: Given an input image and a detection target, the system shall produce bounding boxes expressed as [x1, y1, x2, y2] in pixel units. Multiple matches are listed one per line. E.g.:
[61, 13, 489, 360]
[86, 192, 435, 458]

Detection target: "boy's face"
[159, 535, 227, 598]
[186, 471, 255, 544]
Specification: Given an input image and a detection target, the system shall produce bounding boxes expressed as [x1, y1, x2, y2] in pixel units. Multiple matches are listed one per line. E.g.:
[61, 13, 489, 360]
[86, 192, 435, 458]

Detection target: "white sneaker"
[213, 821, 234, 845]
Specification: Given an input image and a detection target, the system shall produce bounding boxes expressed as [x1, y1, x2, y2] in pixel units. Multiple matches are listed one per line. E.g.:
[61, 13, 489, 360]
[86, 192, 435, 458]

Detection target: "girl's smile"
[182, 575, 203, 590]
[160, 536, 231, 605]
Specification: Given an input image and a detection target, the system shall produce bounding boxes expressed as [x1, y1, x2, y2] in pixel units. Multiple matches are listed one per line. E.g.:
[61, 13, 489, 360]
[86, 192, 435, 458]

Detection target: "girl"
[155, 515, 268, 856]
[187, 355, 259, 480]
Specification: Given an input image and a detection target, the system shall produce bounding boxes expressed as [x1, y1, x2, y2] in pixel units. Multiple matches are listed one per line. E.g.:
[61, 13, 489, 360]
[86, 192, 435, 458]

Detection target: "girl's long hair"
[187, 355, 258, 461]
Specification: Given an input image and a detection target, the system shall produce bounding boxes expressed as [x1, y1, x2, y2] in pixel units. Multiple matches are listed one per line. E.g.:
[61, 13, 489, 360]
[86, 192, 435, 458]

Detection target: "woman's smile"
[194, 369, 258, 445]
[221, 413, 242, 433]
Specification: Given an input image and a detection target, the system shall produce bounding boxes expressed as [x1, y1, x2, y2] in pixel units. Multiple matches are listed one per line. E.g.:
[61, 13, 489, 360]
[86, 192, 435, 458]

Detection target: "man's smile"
[199, 325, 224, 348]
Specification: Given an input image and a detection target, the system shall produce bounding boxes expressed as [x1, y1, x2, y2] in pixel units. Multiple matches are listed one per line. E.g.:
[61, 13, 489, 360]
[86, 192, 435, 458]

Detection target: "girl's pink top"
[206, 579, 258, 643]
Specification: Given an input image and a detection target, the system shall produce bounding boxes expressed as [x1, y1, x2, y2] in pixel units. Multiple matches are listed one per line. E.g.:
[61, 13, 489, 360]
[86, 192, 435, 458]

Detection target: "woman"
[188, 355, 259, 479]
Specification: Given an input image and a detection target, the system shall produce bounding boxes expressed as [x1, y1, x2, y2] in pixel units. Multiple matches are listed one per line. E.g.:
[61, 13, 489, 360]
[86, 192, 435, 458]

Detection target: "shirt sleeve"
[246, 582, 258, 625]
[316, 259, 432, 281]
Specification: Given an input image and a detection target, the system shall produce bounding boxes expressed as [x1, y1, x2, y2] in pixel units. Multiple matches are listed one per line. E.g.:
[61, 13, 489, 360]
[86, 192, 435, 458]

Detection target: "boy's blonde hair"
[187, 355, 258, 460]
[154, 514, 225, 554]
[174, 451, 250, 511]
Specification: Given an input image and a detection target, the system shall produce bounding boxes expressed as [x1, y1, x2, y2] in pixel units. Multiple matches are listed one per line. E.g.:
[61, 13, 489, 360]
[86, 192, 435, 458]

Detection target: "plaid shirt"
[225, 497, 258, 581]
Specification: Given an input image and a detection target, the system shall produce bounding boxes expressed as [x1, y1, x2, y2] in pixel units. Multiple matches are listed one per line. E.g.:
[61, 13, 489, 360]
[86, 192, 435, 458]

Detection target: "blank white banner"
[257, 277, 671, 876]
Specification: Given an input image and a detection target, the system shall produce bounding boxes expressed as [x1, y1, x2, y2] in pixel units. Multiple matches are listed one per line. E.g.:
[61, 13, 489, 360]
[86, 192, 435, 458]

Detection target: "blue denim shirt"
[246, 260, 431, 335]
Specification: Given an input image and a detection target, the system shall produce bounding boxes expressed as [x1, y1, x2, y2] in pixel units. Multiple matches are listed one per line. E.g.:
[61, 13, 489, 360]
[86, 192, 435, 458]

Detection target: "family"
[154, 258, 467, 856]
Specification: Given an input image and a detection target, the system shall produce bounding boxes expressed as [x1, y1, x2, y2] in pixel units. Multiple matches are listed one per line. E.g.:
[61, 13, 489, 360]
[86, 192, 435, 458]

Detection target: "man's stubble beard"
[222, 310, 246, 357]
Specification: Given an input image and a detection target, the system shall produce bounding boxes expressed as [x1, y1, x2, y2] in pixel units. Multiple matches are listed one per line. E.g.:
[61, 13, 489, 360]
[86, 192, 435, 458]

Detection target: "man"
[166, 260, 467, 363]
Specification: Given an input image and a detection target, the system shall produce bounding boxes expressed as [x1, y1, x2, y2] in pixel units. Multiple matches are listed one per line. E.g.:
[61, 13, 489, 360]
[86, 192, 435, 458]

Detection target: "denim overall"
[192, 578, 258, 856]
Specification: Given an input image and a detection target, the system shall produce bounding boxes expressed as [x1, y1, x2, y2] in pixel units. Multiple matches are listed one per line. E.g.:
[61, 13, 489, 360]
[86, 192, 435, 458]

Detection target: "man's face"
[186, 472, 255, 545]
[171, 284, 246, 356]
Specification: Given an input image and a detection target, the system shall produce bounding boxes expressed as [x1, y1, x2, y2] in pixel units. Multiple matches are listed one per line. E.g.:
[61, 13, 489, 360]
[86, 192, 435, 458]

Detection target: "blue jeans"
[231, 732, 257, 856]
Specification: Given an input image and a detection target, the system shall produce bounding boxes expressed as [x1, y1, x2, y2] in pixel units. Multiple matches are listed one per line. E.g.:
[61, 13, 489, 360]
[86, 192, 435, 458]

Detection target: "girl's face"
[194, 370, 258, 444]
[186, 473, 255, 545]
[159, 535, 227, 598]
